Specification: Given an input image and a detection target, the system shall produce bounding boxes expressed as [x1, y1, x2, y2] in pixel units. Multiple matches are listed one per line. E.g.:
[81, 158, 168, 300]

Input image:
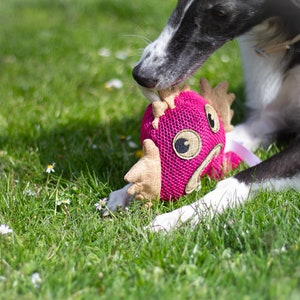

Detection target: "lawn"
[0, 0, 300, 299]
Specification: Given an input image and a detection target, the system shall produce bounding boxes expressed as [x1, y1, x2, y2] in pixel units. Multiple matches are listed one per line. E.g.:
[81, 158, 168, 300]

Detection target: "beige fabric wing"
[124, 139, 161, 201]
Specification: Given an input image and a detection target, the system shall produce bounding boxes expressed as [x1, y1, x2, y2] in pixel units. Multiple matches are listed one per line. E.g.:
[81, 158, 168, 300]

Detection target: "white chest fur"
[238, 32, 286, 111]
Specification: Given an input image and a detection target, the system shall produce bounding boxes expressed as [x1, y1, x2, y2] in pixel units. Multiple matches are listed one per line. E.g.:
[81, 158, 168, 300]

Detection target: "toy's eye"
[173, 129, 202, 160]
[205, 104, 220, 133]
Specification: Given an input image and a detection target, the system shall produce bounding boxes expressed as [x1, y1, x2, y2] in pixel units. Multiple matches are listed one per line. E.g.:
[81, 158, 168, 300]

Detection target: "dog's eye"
[210, 5, 228, 20]
[205, 104, 220, 133]
[173, 129, 202, 160]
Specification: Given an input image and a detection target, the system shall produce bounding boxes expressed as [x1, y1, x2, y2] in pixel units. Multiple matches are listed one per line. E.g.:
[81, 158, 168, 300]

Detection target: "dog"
[105, 0, 300, 231]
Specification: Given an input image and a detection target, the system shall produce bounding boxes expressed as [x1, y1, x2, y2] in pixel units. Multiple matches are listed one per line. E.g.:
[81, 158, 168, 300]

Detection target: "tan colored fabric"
[152, 85, 190, 130]
[124, 139, 162, 200]
[199, 78, 235, 132]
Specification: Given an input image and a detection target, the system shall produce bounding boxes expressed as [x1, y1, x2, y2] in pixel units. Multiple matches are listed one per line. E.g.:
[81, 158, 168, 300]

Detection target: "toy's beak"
[124, 139, 161, 201]
[185, 144, 223, 194]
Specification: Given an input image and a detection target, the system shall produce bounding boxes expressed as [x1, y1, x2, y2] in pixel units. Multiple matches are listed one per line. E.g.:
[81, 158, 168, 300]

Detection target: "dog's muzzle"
[132, 63, 159, 89]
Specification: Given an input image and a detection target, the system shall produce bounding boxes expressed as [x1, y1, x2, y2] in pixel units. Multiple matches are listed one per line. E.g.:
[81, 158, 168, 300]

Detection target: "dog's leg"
[227, 64, 300, 152]
[146, 137, 300, 232]
[226, 31, 289, 152]
[144, 178, 250, 232]
[226, 120, 273, 152]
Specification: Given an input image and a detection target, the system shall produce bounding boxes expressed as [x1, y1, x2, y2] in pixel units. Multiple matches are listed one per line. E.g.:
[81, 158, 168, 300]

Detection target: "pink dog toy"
[124, 79, 251, 201]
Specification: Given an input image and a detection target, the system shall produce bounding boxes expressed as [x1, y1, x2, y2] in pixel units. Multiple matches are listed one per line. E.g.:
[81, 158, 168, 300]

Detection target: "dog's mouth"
[137, 84, 162, 102]
[135, 64, 202, 103]
[137, 82, 184, 103]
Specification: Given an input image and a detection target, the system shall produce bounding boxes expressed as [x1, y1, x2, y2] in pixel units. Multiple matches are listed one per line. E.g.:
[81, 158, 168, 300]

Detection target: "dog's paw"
[144, 211, 179, 232]
[145, 205, 196, 232]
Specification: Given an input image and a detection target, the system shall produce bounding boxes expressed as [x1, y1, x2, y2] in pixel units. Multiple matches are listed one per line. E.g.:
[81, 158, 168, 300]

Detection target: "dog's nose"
[132, 64, 158, 89]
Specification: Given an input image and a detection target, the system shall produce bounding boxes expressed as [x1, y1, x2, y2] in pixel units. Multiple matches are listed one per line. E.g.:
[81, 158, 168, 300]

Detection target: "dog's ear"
[199, 78, 235, 132]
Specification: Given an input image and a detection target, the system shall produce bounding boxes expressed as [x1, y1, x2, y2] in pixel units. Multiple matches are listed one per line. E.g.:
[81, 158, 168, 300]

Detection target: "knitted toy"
[124, 79, 250, 201]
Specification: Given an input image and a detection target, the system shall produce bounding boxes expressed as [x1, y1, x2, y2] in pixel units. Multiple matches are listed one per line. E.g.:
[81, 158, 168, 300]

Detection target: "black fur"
[235, 137, 300, 184]
[132, 0, 300, 90]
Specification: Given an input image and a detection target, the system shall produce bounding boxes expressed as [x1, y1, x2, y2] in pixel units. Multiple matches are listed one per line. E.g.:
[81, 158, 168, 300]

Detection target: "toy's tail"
[223, 138, 261, 173]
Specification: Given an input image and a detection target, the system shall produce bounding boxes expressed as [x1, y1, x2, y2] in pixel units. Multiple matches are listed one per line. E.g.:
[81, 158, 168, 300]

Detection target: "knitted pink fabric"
[140, 90, 240, 201]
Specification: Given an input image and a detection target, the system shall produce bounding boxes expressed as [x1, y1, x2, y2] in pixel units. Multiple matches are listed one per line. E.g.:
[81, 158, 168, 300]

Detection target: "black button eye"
[174, 138, 190, 154]
[208, 113, 215, 128]
[173, 130, 202, 160]
[205, 104, 220, 133]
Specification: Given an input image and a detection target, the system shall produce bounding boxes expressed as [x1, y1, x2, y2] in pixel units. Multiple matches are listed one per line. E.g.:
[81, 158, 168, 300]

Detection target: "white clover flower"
[128, 141, 139, 149]
[31, 272, 42, 288]
[95, 198, 107, 211]
[0, 224, 13, 235]
[121, 135, 139, 149]
[221, 54, 230, 63]
[94, 203, 102, 211]
[115, 50, 131, 60]
[56, 199, 71, 206]
[104, 78, 123, 90]
[25, 189, 38, 197]
[45, 163, 55, 174]
[98, 48, 111, 57]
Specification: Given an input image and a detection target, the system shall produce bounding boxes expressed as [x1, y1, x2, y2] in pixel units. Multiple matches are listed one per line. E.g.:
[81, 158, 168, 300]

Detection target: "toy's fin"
[152, 85, 190, 129]
[199, 78, 235, 132]
[124, 139, 161, 201]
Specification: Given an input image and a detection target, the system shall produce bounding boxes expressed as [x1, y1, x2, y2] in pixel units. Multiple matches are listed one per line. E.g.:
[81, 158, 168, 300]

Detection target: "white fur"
[137, 0, 194, 69]
[135, 0, 195, 91]
[135, 25, 173, 89]
[227, 28, 300, 152]
[145, 178, 251, 232]
[274, 65, 300, 129]
[145, 174, 300, 232]
[227, 64, 300, 151]
[239, 33, 285, 110]
[176, 0, 195, 29]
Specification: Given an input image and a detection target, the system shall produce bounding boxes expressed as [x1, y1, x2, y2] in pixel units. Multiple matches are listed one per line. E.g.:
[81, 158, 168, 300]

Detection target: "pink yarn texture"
[141, 90, 241, 201]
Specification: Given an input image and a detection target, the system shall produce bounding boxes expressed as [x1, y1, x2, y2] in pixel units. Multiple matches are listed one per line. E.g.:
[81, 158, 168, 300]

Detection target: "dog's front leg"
[225, 117, 279, 152]
[146, 137, 300, 232]
[145, 178, 251, 232]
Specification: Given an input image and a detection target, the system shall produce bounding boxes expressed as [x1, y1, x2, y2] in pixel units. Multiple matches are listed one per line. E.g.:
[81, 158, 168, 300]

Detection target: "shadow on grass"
[0, 83, 247, 189]
[0, 115, 143, 189]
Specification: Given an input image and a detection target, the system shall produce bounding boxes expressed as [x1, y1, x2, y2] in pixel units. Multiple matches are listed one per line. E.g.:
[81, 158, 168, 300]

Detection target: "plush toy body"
[124, 79, 242, 201]
[141, 90, 226, 199]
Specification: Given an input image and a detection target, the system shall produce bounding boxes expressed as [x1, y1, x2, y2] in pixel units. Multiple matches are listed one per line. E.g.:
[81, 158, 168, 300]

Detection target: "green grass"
[0, 0, 299, 299]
